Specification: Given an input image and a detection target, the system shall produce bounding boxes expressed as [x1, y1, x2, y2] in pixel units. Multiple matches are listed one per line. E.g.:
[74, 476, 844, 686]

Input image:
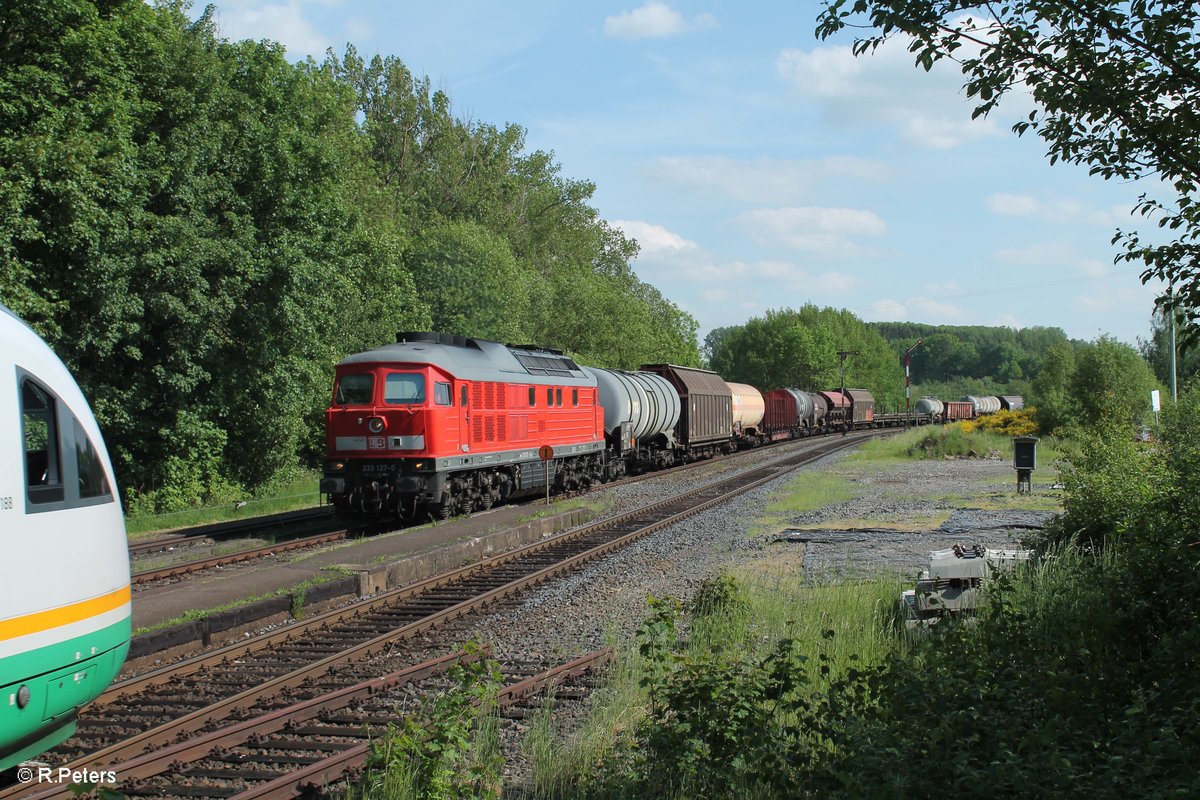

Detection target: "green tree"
[405, 220, 529, 343]
[1141, 306, 1200, 390]
[817, 0, 1200, 341]
[1070, 336, 1159, 428]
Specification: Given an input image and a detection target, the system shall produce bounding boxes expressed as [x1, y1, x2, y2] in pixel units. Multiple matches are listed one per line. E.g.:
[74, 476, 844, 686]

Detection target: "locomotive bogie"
[1, 305, 131, 769]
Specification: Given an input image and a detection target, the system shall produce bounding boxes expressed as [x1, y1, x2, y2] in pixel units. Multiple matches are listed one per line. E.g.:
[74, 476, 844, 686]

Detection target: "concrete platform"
[128, 502, 594, 658]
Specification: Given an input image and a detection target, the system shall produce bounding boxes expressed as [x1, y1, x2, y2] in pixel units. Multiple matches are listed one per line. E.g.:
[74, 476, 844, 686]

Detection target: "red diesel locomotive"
[321, 333, 607, 518]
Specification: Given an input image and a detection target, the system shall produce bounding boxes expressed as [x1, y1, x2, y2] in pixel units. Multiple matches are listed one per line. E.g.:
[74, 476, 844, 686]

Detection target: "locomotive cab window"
[556, 388, 563, 406]
[462, 385, 469, 407]
[528, 387, 536, 407]
[572, 389, 578, 406]
[336, 373, 374, 405]
[384, 373, 426, 405]
[434, 382, 452, 406]
[546, 387, 553, 406]
[21, 379, 63, 504]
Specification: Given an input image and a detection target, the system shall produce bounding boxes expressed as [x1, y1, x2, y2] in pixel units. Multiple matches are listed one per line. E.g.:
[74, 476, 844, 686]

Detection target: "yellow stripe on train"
[0, 585, 131, 642]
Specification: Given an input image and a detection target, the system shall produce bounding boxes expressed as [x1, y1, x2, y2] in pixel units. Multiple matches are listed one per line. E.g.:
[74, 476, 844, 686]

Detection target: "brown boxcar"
[641, 364, 733, 447]
[841, 388, 875, 424]
[944, 400, 975, 421]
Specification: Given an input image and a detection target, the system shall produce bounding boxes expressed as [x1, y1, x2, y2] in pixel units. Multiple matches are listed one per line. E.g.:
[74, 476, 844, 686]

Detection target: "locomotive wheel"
[432, 493, 453, 520]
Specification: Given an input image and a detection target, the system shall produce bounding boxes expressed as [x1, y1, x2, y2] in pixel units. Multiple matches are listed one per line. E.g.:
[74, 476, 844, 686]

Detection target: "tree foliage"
[1, 0, 698, 510]
[1028, 335, 1158, 434]
[709, 306, 903, 407]
[870, 321, 1071, 387]
[817, 0, 1200, 342]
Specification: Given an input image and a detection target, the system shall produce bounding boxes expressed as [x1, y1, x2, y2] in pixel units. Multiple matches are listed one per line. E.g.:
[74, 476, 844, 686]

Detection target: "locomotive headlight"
[326, 461, 346, 473]
[367, 416, 386, 434]
[16, 684, 30, 709]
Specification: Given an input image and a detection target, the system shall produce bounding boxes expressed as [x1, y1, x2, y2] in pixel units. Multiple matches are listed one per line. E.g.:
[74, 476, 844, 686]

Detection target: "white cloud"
[987, 192, 1136, 225]
[776, 19, 1030, 149]
[612, 220, 698, 254]
[604, 2, 716, 40]
[865, 296, 968, 323]
[648, 155, 889, 204]
[213, 2, 329, 57]
[991, 313, 1025, 329]
[737, 206, 887, 254]
[987, 193, 1040, 217]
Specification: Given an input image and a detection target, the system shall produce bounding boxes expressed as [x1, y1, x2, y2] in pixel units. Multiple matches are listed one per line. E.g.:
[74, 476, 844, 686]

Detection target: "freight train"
[321, 332, 1018, 517]
[1, 305, 131, 770]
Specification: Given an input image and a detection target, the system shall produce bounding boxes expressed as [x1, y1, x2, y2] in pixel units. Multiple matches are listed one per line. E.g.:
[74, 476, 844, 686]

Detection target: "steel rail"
[131, 529, 352, 586]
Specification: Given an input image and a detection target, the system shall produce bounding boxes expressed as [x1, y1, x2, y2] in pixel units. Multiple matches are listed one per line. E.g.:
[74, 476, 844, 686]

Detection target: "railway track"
[127, 508, 334, 556]
[2, 433, 873, 800]
[64, 649, 609, 800]
[128, 430, 861, 587]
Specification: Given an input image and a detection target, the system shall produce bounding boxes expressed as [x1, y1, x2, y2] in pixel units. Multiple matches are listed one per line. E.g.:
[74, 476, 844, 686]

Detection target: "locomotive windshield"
[335, 373, 374, 405]
[385, 372, 426, 405]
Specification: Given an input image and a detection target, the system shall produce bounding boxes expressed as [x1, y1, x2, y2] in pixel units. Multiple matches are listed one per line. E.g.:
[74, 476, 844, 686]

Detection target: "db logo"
[367, 437, 386, 450]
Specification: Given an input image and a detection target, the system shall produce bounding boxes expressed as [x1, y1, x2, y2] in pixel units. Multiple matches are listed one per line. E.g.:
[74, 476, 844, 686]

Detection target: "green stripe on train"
[0, 617, 130, 771]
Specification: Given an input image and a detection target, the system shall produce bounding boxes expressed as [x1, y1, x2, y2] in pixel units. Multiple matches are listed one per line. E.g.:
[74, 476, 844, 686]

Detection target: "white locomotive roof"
[338, 333, 596, 387]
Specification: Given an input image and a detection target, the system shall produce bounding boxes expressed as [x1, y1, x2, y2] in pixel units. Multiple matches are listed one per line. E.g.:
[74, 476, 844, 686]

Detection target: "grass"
[125, 470, 323, 538]
[849, 424, 1065, 466]
[523, 572, 905, 798]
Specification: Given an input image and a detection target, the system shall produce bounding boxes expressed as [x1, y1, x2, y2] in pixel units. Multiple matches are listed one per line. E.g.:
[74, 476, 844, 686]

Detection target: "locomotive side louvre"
[640, 364, 733, 447]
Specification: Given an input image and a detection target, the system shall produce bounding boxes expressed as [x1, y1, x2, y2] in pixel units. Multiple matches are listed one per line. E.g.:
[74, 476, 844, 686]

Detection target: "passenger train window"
[74, 415, 111, 499]
[21, 379, 63, 504]
[434, 382, 452, 406]
[336, 373, 374, 405]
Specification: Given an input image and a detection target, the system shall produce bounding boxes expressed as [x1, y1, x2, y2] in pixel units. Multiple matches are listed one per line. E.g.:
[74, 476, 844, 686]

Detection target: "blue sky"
[203, 0, 1167, 347]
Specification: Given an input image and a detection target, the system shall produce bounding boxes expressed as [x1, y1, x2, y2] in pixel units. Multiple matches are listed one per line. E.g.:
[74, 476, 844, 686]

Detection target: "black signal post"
[903, 339, 923, 426]
[837, 350, 859, 427]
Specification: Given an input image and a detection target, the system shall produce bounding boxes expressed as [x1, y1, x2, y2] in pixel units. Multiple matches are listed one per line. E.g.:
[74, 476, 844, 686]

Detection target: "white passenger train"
[0, 305, 130, 770]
